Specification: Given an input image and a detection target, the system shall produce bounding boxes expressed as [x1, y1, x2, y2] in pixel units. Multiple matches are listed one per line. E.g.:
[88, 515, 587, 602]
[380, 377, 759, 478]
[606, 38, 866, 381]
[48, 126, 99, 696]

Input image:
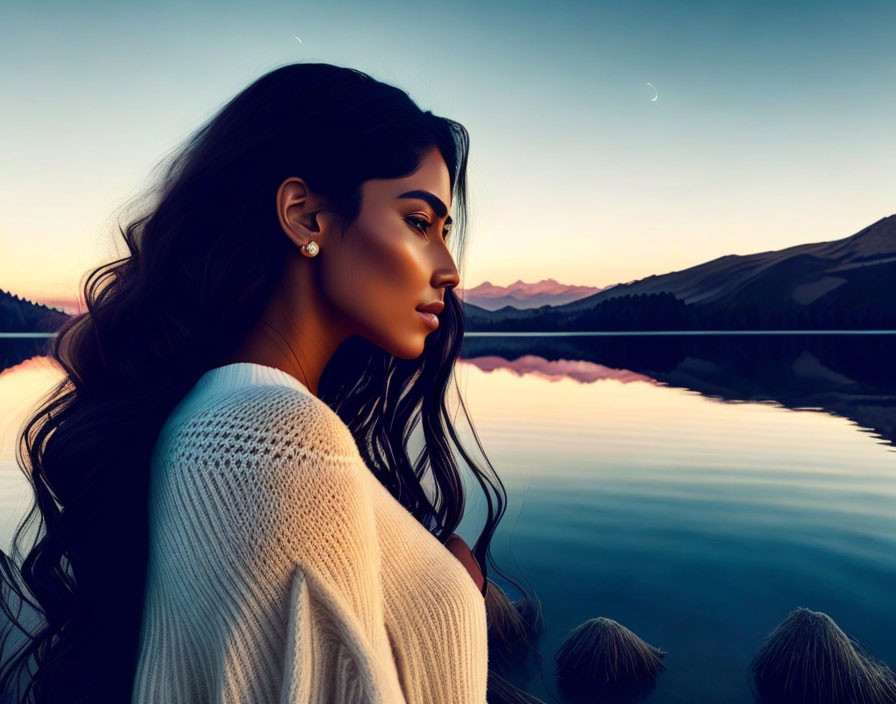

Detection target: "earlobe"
[300, 240, 320, 258]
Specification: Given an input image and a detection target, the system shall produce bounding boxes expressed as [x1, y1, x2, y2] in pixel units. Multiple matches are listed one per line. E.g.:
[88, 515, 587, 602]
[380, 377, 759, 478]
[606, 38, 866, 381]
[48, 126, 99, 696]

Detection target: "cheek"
[326, 223, 424, 322]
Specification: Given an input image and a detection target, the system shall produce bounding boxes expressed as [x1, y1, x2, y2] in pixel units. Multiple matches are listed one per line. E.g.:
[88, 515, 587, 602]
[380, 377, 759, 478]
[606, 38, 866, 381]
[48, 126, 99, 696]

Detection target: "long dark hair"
[0, 62, 546, 703]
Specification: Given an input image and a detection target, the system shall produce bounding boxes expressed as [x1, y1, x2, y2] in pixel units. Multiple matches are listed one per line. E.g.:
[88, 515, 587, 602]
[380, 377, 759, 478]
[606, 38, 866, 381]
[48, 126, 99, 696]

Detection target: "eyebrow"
[397, 190, 453, 226]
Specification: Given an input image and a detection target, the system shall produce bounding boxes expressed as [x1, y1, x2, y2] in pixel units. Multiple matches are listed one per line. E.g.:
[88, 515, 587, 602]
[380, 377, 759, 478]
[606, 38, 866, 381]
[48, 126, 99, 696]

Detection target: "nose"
[432, 245, 460, 294]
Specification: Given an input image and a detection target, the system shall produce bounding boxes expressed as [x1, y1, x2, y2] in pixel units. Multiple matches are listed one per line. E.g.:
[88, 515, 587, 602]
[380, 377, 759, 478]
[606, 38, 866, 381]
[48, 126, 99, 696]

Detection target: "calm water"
[1, 332, 894, 703]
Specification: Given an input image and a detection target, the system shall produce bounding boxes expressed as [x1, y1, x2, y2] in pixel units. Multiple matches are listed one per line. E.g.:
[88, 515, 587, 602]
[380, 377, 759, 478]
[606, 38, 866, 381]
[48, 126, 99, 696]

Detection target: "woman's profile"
[0, 63, 544, 703]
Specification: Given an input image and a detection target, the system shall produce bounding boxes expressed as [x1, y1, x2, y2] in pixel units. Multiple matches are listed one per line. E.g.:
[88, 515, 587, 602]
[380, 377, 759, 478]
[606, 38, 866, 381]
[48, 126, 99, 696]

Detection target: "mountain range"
[457, 278, 613, 310]
[464, 214, 896, 331]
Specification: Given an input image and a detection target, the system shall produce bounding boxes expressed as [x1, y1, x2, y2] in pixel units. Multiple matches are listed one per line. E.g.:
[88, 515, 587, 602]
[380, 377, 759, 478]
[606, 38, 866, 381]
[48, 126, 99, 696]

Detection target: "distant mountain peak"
[458, 277, 612, 311]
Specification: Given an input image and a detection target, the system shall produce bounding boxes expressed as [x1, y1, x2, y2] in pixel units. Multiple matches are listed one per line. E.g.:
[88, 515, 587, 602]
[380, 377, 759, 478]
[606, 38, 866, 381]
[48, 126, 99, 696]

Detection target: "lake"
[1, 331, 894, 703]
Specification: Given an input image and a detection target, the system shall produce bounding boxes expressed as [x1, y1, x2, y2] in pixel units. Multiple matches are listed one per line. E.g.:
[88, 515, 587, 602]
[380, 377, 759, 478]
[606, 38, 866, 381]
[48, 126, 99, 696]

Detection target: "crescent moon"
[645, 82, 658, 101]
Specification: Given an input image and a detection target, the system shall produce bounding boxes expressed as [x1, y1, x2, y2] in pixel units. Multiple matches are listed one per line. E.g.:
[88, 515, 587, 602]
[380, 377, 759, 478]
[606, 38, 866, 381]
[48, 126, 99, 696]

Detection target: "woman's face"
[319, 146, 461, 359]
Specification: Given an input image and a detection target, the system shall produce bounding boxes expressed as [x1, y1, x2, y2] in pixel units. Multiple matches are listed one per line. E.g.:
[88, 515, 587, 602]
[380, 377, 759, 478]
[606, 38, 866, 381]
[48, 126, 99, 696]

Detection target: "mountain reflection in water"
[459, 332, 896, 449]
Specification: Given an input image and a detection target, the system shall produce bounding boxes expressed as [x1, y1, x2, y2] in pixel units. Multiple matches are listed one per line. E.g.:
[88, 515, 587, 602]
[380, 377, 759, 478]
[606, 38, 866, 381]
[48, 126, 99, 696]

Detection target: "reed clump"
[750, 606, 896, 704]
[554, 616, 667, 703]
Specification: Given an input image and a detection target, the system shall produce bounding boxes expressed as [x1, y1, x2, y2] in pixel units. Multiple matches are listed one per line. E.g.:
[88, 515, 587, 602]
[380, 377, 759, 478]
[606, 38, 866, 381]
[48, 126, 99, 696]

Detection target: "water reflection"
[459, 333, 896, 450]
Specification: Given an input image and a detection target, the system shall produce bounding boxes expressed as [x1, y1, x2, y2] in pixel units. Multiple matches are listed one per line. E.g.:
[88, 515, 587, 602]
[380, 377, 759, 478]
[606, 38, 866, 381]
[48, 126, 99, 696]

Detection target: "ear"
[276, 177, 332, 250]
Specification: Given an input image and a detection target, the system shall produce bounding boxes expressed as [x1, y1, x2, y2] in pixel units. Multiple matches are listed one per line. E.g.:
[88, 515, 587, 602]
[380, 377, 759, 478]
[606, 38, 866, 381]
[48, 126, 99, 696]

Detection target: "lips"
[417, 309, 440, 330]
[416, 300, 445, 315]
[416, 300, 444, 330]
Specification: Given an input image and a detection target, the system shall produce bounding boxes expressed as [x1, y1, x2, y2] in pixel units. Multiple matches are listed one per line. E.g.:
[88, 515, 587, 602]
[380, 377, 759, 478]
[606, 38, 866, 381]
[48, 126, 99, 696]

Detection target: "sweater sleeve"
[135, 394, 409, 704]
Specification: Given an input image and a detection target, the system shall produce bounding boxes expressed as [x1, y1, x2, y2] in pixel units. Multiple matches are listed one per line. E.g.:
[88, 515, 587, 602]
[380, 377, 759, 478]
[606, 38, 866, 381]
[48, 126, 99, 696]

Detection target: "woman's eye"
[406, 215, 451, 240]
[406, 216, 430, 234]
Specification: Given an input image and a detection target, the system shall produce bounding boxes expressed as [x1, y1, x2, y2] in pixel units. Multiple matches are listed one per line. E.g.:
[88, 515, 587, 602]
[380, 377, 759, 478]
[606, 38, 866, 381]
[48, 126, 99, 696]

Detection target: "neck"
[219, 262, 351, 397]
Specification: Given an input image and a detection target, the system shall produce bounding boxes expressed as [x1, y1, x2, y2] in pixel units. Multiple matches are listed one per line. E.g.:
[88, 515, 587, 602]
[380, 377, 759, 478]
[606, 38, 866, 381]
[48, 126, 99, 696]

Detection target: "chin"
[391, 339, 427, 360]
[369, 331, 427, 360]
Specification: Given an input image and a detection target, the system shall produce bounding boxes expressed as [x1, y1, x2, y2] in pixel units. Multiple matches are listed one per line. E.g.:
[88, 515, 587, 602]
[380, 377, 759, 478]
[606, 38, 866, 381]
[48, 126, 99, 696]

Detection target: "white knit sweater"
[131, 362, 489, 703]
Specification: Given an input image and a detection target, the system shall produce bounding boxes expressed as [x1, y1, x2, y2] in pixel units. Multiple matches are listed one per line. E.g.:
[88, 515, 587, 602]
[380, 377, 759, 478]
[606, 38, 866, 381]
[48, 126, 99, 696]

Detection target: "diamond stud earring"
[301, 241, 319, 257]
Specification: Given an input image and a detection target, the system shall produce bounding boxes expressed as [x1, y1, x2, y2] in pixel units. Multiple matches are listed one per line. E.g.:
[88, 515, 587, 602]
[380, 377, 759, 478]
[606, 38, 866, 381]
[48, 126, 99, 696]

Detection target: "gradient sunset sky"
[2, 0, 894, 312]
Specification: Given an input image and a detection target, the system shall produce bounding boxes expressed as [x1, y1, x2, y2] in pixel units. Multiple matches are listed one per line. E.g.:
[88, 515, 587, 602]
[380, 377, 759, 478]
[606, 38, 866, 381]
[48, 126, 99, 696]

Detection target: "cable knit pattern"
[131, 362, 489, 704]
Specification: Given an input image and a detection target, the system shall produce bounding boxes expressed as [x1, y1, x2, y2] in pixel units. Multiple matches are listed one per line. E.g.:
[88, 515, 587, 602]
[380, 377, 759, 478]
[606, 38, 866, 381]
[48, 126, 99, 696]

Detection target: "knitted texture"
[131, 363, 489, 703]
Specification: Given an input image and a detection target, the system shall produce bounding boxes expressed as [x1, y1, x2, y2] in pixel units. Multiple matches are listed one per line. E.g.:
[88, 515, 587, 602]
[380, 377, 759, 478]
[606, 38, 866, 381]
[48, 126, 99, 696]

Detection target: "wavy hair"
[0, 62, 546, 703]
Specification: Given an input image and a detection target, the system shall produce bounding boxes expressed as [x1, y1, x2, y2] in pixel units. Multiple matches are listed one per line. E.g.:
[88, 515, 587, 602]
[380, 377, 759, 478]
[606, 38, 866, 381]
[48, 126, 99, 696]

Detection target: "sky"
[2, 0, 895, 312]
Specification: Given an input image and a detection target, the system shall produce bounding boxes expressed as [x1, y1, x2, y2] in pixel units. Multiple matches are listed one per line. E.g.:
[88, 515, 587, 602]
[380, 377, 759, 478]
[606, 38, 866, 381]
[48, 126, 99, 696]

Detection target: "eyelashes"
[405, 215, 452, 240]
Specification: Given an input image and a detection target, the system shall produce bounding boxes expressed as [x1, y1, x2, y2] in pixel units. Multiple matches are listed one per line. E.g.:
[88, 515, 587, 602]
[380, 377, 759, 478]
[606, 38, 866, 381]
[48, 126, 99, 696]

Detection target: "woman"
[0, 63, 544, 703]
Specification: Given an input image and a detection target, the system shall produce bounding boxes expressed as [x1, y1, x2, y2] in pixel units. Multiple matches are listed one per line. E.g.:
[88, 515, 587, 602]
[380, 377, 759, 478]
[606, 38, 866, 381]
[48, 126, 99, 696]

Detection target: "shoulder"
[156, 385, 376, 535]
[152, 385, 372, 515]
[165, 384, 362, 464]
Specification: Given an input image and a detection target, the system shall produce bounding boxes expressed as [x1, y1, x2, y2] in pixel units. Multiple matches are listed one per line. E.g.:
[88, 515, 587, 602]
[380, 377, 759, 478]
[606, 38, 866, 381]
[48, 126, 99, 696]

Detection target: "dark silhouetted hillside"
[464, 215, 896, 331]
[0, 288, 70, 332]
